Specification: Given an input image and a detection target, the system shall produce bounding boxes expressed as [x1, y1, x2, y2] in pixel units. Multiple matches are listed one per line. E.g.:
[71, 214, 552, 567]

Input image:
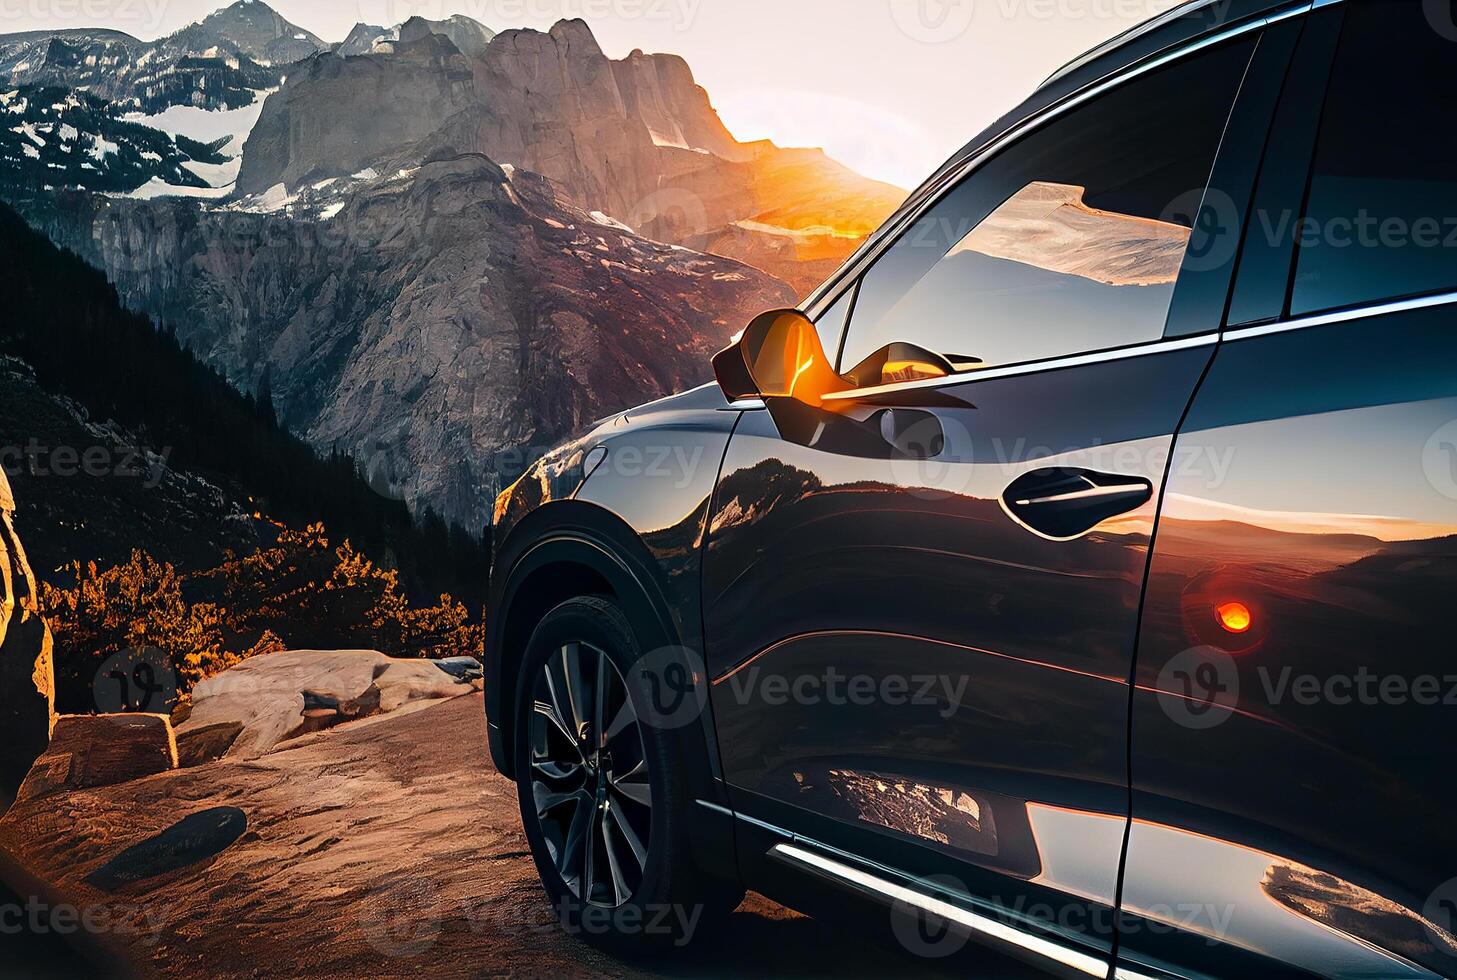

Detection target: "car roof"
[1042, 0, 1257, 88]
[914, 0, 1298, 220]
[807, 0, 1307, 315]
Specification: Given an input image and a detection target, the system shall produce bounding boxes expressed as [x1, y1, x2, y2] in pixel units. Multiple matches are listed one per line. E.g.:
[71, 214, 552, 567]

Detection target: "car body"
[485, 0, 1457, 975]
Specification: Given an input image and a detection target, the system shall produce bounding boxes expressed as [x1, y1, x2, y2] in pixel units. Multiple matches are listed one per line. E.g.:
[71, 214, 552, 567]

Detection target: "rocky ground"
[0, 686, 1003, 979]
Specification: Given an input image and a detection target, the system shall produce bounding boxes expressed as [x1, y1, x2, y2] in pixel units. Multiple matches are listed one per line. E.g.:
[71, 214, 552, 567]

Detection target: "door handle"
[1001, 468, 1153, 540]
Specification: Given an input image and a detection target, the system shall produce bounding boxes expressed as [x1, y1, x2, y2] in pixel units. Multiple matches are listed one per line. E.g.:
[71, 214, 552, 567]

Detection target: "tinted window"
[814, 284, 856, 363]
[839, 39, 1255, 373]
[1292, 0, 1457, 315]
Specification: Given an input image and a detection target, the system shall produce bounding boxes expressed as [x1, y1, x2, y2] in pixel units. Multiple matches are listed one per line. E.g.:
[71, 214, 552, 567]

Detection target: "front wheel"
[513, 596, 743, 947]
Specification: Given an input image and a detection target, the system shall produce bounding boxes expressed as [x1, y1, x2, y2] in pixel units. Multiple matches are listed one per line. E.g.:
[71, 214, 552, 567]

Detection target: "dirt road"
[0, 694, 1040, 978]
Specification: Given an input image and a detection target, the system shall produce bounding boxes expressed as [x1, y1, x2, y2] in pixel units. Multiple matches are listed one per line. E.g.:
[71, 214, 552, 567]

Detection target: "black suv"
[485, 1, 1457, 975]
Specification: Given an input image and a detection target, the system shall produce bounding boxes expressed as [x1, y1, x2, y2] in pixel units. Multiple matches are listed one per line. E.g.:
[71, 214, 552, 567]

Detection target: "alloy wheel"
[528, 641, 653, 907]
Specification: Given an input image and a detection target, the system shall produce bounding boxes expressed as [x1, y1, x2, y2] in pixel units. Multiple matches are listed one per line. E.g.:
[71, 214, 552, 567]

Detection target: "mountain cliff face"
[240, 18, 904, 296]
[336, 23, 391, 57]
[448, 20, 904, 295]
[27, 156, 793, 527]
[236, 34, 475, 194]
[398, 16, 496, 57]
[455, 21, 738, 222]
[4, 6, 896, 531]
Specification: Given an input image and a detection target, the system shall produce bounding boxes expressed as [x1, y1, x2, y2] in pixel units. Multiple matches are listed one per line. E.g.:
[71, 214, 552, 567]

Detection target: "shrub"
[41, 524, 483, 713]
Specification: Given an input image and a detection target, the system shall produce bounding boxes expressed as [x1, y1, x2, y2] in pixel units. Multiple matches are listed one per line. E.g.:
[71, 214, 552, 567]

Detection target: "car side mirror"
[713, 309, 972, 408]
[841, 342, 956, 389]
[711, 309, 849, 407]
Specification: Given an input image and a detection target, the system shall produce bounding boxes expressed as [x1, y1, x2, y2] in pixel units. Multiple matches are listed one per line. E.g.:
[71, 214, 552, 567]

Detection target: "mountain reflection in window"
[868, 181, 1192, 371]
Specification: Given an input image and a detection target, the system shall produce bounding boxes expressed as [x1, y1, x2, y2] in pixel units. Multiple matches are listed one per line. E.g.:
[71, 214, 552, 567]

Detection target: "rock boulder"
[0, 468, 55, 801]
[15, 714, 176, 802]
[177, 650, 476, 758]
[175, 722, 245, 768]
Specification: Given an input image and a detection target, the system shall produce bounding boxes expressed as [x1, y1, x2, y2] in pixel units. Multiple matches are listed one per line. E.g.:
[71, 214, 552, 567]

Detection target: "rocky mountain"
[0, 85, 229, 194]
[236, 33, 476, 195]
[460, 22, 905, 294]
[0, 28, 144, 92]
[0, 1, 323, 114]
[166, 0, 326, 65]
[336, 15, 496, 59]
[23, 154, 795, 528]
[0, 203, 487, 603]
[2, 7, 897, 531]
[399, 15, 495, 57]
[240, 18, 904, 296]
[336, 22, 391, 57]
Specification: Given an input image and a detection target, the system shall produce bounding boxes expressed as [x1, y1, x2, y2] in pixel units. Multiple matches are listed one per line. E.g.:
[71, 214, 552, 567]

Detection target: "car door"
[699, 27, 1282, 968]
[1120, 3, 1457, 978]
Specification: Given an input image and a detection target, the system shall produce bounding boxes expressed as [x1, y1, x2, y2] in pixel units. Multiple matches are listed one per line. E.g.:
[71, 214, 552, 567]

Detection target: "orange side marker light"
[1215, 601, 1253, 634]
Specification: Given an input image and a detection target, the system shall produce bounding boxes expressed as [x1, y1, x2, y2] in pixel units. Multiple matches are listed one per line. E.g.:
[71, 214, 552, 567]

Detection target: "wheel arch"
[486, 500, 687, 783]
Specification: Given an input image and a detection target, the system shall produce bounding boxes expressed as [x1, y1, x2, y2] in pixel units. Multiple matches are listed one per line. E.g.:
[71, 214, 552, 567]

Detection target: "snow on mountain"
[0, 1, 320, 116]
[120, 87, 274, 192]
[1, 9, 904, 527]
[337, 15, 495, 58]
[0, 29, 144, 93]
[121, 177, 232, 200]
[0, 85, 229, 195]
[0, 3, 304, 198]
[337, 23, 393, 57]
[165, 0, 326, 66]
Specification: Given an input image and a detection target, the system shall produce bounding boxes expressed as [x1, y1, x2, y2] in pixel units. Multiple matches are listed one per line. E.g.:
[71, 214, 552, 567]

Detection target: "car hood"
[491, 383, 733, 542]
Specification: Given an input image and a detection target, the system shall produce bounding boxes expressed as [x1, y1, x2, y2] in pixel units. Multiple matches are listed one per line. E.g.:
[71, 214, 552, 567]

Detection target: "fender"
[485, 500, 726, 800]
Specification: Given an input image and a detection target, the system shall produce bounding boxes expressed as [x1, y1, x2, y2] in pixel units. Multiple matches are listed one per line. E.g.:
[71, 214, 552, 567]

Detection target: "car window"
[813, 284, 856, 363]
[1291, 0, 1457, 315]
[837, 38, 1256, 374]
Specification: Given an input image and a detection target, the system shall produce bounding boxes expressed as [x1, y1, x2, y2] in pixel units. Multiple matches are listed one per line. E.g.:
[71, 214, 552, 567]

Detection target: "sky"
[3, 0, 1179, 188]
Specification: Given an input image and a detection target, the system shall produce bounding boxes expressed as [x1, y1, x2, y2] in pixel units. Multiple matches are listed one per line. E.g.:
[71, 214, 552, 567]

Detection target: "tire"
[513, 596, 744, 947]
